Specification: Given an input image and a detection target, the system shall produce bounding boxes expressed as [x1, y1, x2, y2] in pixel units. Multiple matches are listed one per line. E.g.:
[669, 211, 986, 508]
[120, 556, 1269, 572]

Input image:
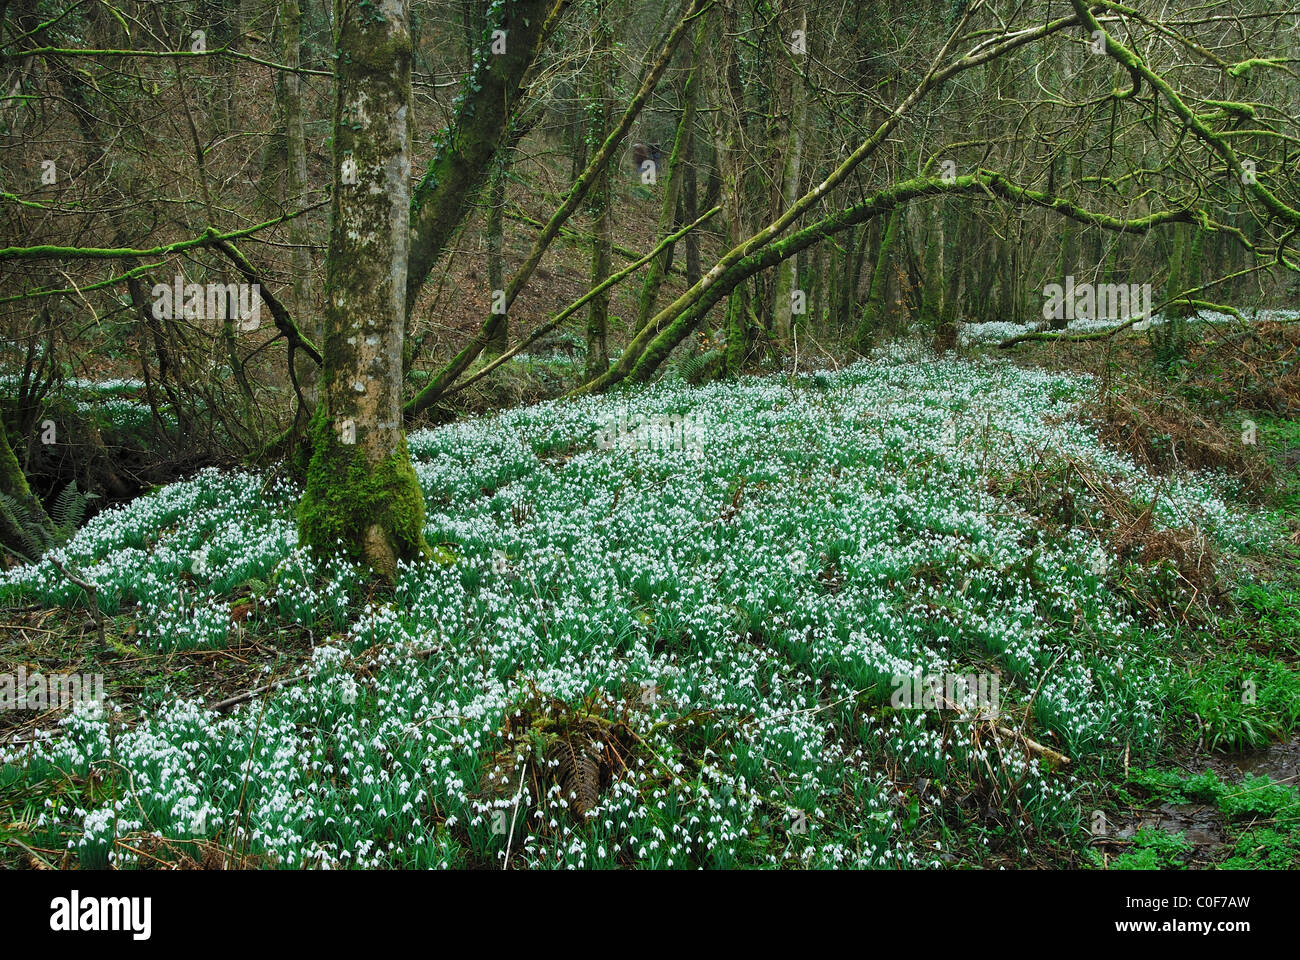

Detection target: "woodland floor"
[1, 322, 1298, 870]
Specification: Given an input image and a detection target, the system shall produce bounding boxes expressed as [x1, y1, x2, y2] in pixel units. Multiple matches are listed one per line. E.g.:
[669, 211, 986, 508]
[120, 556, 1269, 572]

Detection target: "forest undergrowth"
[1, 340, 1297, 869]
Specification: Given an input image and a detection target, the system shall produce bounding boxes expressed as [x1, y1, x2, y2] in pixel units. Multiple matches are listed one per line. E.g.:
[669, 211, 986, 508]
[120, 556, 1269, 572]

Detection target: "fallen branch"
[505, 207, 692, 277]
[442, 205, 720, 399]
[45, 554, 104, 650]
[937, 690, 1072, 767]
[994, 723, 1072, 767]
[209, 673, 306, 712]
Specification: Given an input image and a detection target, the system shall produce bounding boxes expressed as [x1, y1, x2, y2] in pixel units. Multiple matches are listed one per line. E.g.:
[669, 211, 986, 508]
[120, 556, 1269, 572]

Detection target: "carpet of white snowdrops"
[959, 307, 1300, 346]
[0, 374, 171, 431]
[0, 345, 1273, 868]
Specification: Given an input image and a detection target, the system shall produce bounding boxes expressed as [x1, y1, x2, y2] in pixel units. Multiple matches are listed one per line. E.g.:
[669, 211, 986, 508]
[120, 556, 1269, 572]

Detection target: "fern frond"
[51, 480, 92, 535]
[0, 490, 50, 564]
[51, 480, 77, 529]
[545, 735, 601, 818]
[676, 348, 723, 386]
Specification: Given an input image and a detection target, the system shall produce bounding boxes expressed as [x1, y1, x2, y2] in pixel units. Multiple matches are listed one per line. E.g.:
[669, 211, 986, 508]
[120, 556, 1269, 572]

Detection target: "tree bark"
[709, 0, 751, 376]
[771, 4, 807, 350]
[484, 150, 511, 357]
[682, 115, 702, 287]
[403, 0, 703, 419]
[280, 0, 316, 407]
[298, 0, 428, 579]
[583, 0, 614, 383]
[406, 0, 566, 322]
[634, 18, 702, 333]
[0, 414, 50, 558]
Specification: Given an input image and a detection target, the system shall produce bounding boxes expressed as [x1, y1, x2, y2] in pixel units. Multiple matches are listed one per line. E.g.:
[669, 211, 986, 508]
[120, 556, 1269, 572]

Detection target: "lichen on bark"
[298, 0, 429, 580]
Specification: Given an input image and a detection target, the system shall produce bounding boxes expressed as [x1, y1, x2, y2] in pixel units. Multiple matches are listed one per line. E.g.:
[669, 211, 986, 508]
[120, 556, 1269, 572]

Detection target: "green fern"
[51, 479, 93, 534]
[0, 481, 95, 564]
[0, 490, 51, 564]
[674, 348, 724, 386]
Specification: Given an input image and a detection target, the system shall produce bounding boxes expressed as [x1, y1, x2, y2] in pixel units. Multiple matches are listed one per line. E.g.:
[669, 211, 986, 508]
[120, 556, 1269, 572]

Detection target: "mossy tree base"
[297, 0, 428, 582]
[298, 407, 428, 580]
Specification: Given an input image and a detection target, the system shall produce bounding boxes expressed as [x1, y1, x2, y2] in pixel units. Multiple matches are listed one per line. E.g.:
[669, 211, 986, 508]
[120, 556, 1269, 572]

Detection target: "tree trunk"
[583, 0, 614, 383]
[0, 414, 51, 561]
[634, 18, 702, 332]
[935, 200, 963, 351]
[771, 4, 808, 350]
[279, 0, 318, 439]
[298, 0, 428, 579]
[402, 0, 701, 419]
[849, 221, 871, 317]
[710, 0, 750, 376]
[683, 121, 701, 286]
[484, 150, 511, 356]
[406, 0, 563, 323]
[808, 241, 823, 337]
[1050, 155, 1078, 329]
[282, 0, 313, 329]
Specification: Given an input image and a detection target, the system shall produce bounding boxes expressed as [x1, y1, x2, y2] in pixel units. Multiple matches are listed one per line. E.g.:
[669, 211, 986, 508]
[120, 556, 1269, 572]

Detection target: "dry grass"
[1009, 322, 1296, 499]
[1088, 386, 1272, 496]
[990, 449, 1227, 623]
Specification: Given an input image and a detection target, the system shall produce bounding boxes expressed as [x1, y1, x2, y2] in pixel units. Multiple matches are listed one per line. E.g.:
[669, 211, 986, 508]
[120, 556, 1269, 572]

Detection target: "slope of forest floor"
[1, 341, 1298, 869]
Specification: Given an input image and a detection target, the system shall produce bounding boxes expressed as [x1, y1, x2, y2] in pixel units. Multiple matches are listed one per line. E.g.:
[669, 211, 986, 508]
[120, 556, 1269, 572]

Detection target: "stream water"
[1111, 735, 1300, 865]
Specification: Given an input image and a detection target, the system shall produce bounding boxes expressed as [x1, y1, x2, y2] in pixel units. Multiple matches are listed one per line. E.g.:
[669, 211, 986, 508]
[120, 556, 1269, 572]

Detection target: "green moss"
[350, 31, 408, 75]
[1, 416, 52, 559]
[0, 416, 33, 502]
[297, 406, 430, 580]
[722, 287, 746, 377]
[286, 426, 314, 483]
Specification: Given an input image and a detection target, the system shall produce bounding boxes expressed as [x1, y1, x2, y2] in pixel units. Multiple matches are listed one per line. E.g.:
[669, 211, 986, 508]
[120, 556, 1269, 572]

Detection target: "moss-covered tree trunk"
[1166, 221, 1205, 320]
[0, 415, 50, 559]
[298, 0, 428, 580]
[634, 18, 702, 333]
[0, 418, 29, 505]
[935, 200, 963, 351]
[848, 222, 870, 319]
[826, 241, 841, 329]
[920, 214, 941, 330]
[709, 0, 751, 377]
[406, 0, 564, 323]
[1165, 222, 1188, 317]
[682, 111, 702, 287]
[402, 0, 700, 419]
[840, 225, 862, 330]
[771, 5, 808, 350]
[484, 151, 511, 357]
[583, 0, 614, 383]
[853, 206, 898, 351]
[808, 241, 823, 337]
[1050, 155, 1079, 330]
[1157, 221, 1204, 366]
